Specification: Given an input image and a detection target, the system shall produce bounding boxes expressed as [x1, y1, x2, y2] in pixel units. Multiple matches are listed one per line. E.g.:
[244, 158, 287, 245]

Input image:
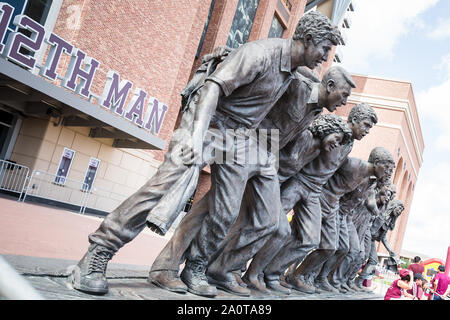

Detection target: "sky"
[336, 0, 450, 261]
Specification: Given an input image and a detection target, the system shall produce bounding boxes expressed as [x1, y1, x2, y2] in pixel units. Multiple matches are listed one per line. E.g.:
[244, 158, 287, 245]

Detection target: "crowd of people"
[384, 256, 449, 300]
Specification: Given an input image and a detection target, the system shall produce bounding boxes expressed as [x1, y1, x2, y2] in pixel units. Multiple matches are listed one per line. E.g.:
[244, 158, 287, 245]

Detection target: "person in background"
[404, 273, 427, 300]
[432, 265, 450, 300]
[384, 269, 414, 300]
[408, 256, 424, 276]
[442, 283, 450, 300]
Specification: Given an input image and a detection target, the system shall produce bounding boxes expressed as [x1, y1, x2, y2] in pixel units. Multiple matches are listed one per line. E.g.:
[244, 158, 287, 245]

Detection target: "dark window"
[82, 158, 100, 191]
[55, 148, 74, 185]
[268, 15, 284, 38]
[2, 0, 53, 64]
[226, 0, 260, 49]
[0, 110, 14, 156]
[195, 0, 216, 59]
[23, 0, 53, 25]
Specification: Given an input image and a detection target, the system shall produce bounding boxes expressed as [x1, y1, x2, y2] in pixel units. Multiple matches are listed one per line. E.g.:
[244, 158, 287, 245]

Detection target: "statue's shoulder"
[294, 66, 320, 88]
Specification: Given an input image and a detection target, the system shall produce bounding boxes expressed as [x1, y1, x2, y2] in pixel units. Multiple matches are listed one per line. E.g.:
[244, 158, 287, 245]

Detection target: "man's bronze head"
[369, 147, 395, 183]
[319, 66, 355, 112]
[293, 11, 342, 46]
[348, 103, 378, 140]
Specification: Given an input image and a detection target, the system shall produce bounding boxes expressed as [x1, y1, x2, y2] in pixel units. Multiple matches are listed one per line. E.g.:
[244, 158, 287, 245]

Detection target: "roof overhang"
[0, 58, 167, 150]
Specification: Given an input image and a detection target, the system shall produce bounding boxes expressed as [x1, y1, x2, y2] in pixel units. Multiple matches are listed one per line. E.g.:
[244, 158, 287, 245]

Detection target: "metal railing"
[0, 159, 30, 200]
[1, 159, 130, 215]
[82, 185, 128, 213]
[22, 170, 90, 213]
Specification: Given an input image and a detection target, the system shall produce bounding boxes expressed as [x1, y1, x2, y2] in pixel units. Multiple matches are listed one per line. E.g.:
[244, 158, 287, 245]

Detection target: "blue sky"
[336, 0, 450, 261]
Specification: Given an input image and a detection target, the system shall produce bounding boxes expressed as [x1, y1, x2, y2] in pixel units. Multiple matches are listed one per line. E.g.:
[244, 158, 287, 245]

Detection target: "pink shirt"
[384, 279, 403, 300]
[407, 282, 423, 300]
[434, 273, 450, 295]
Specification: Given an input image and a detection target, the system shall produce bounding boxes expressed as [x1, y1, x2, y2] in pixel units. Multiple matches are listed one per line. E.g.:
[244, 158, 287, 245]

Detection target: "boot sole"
[209, 278, 251, 297]
[148, 277, 187, 294]
[286, 278, 315, 294]
[69, 271, 108, 295]
[290, 285, 315, 294]
[181, 276, 218, 298]
[186, 287, 217, 298]
[266, 284, 291, 295]
[315, 283, 340, 294]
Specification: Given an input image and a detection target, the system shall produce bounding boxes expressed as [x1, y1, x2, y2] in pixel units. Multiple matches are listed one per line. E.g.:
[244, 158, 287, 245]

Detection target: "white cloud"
[416, 54, 450, 152]
[434, 132, 450, 152]
[416, 77, 450, 127]
[402, 49, 450, 260]
[429, 18, 450, 39]
[340, 0, 439, 71]
[403, 161, 450, 260]
[337, 0, 449, 261]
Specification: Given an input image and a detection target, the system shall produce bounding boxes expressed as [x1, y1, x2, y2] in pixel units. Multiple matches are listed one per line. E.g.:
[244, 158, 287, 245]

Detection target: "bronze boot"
[70, 244, 115, 295]
[149, 270, 187, 293]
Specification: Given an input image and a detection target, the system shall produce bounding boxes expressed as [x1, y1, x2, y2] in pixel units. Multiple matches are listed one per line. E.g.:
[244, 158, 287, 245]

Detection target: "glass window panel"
[268, 15, 284, 38]
[83, 158, 100, 191]
[55, 148, 75, 185]
[226, 0, 260, 49]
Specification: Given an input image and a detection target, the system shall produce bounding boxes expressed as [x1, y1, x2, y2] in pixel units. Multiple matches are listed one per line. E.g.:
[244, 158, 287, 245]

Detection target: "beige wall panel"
[57, 128, 75, 147]
[98, 144, 123, 166]
[43, 122, 61, 144]
[72, 134, 101, 157]
[103, 164, 128, 185]
[37, 140, 56, 162]
[13, 135, 42, 157]
[120, 152, 143, 174]
[70, 152, 91, 173]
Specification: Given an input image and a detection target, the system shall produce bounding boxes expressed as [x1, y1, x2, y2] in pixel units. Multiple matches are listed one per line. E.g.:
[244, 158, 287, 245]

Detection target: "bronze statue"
[261, 104, 379, 294]
[149, 66, 354, 297]
[343, 181, 396, 292]
[69, 11, 342, 296]
[179, 12, 343, 298]
[206, 114, 353, 296]
[284, 146, 395, 294]
[355, 199, 405, 286]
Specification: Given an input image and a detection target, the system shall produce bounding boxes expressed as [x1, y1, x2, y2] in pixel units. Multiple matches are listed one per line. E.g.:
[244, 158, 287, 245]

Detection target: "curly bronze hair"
[293, 11, 343, 46]
[308, 114, 353, 145]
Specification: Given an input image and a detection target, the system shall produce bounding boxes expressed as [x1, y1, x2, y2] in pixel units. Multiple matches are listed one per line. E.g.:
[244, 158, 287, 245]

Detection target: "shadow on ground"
[2, 254, 383, 300]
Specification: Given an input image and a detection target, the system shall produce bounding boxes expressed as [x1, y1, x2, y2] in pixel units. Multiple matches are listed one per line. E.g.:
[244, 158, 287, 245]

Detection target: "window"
[2, 0, 55, 70]
[268, 15, 284, 38]
[82, 157, 100, 191]
[23, 0, 53, 25]
[226, 0, 260, 49]
[195, 0, 216, 59]
[2, 0, 53, 45]
[55, 147, 75, 185]
[0, 109, 14, 157]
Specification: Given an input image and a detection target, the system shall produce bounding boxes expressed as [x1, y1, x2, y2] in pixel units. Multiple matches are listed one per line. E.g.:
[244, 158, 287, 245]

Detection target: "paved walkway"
[0, 195, 384, 300]
[0, 195, 170, 266]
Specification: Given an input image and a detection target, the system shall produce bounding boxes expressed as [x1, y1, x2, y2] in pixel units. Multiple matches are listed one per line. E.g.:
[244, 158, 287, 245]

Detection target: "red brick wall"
[193, 171, 212, 204]
[48, 0, 211, 161]
[189, 0, 239, 78]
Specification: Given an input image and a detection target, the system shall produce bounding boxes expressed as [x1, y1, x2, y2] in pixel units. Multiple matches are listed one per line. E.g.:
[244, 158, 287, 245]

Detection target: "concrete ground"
[0, 195, 384, 300]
